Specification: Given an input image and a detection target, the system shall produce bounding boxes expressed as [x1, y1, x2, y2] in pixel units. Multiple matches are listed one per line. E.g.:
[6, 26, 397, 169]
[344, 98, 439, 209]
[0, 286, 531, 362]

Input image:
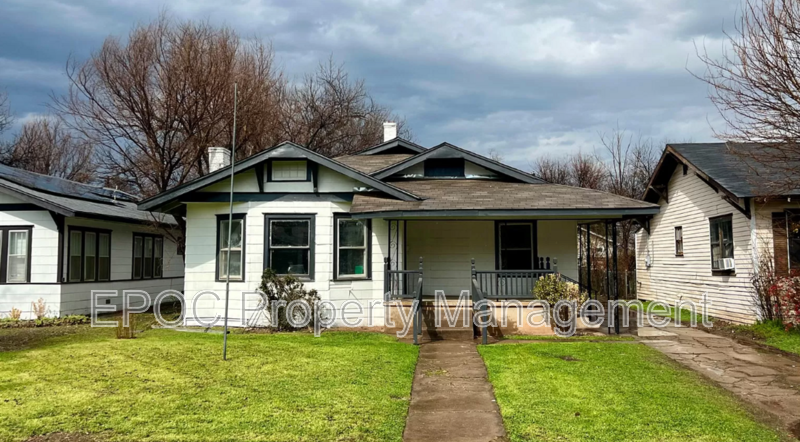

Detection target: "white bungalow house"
[140, 123, 657, 329]
[0, 164, 184, 319]
[637, 143, 800, 323]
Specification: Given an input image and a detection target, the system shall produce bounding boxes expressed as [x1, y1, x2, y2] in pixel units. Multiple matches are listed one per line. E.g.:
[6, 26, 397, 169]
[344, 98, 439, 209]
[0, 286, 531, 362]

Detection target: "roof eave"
[0, 181, 75, 217]
[350, 207, 660, 219]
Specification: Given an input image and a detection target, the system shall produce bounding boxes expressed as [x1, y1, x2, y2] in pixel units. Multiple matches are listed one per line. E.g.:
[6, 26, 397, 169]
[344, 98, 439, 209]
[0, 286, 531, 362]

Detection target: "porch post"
[612, 221, 620, 335]
[384, 257, 390, 301]
[578, 225, 583, 288]
[605, 222, 610, 301]
[586, 225, 592, 299]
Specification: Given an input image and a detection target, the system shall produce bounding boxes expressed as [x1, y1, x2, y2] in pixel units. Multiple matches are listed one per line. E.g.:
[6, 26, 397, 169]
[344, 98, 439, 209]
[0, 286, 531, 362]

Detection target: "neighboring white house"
[0, 165, 184, 319]
[636, 143, 800, 323]
[140, 123, 658, 328]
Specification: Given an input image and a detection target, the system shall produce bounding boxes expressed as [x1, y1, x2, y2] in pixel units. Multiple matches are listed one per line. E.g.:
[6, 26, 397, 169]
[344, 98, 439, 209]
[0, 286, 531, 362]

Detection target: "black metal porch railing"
[384, 257, 423, 301]
[472, 257, 558, 299]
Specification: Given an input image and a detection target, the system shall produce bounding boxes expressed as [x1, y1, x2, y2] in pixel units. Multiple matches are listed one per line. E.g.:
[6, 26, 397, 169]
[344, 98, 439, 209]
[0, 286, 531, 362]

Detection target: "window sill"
[333, 277, 371, 282]
[675, 254, 684, 257]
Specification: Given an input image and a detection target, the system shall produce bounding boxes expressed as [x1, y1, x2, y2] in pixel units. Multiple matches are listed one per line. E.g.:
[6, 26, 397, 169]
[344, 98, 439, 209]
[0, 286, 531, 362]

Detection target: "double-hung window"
[334, 214, 370, 279]
[496, 222, 536, 270]
[216, 214, 245, 281]
[0, 227, 32, 283]
[133, 233, 164, 280]
[68, 227, 111, 282]
[709, 215, 734, 270]
[265, 214, 314, 278]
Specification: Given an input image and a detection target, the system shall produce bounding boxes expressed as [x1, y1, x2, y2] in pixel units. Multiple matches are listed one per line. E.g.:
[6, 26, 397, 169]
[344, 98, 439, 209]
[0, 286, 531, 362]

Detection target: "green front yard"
[479, 343, 785, 442]
[0, 328, 418, 442]
[721, 319, 800, 357]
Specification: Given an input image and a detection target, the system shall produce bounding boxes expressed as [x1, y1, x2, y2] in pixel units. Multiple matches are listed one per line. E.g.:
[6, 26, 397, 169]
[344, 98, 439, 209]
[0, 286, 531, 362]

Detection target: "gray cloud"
[0, 0, 741, 169]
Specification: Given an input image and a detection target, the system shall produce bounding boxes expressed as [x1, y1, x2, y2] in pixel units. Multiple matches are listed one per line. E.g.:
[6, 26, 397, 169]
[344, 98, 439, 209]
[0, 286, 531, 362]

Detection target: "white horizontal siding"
[636, 166, 757, 323]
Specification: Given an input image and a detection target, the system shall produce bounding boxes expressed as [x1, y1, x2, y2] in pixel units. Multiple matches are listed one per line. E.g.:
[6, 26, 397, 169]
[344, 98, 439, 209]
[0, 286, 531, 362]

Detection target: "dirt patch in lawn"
[25, 433, 102, 442]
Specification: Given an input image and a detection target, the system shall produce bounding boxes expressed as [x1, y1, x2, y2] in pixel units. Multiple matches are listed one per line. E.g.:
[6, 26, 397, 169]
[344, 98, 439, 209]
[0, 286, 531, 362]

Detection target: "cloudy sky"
[0, 0, 738, 169]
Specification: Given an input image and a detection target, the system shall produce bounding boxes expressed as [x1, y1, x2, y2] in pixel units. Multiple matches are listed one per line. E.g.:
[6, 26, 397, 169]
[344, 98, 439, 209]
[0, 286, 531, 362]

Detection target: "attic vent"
[424, 159, 465, 178]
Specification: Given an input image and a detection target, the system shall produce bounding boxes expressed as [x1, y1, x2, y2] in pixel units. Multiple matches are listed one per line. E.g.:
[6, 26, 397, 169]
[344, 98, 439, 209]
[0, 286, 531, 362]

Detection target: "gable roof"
[0, 164, 173, 225]
[643, 143, 800, 203]
[334, 154, 414, 174]
[350, 180, 659, 217]
[356, 138, 426, 155]
[138, 141, 422, 212]
[371, 142, 545, 184]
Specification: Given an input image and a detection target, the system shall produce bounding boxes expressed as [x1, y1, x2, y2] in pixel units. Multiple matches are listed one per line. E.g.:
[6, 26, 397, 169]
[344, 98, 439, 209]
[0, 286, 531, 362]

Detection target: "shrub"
[533, 273, 588, 307]
[258, 268, 321, 331]
[752, 257, 782, 322]
[31, 298, 47, 319]
[9, 307, 21, 320]
[116, 314, 137, 339]
[771, 276, 800, 330]
[0, 314, 90, 329]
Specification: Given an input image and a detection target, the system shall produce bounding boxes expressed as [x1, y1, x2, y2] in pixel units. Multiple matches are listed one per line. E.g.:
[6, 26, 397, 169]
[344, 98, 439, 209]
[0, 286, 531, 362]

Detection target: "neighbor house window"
[3, 228, 32, 283]
[133, 233, 164, 280]
[217, 215, 245, 281]
[496, 222, 535, 270]
[709, 215, 734, 270]
[424, 158, 465, 177]
[68, 227, 111, 282]
[674, 226, 683, 256]
[265, 214, 314, 278]
[269, 160, 309, 182]
[334, 214, 370, 279]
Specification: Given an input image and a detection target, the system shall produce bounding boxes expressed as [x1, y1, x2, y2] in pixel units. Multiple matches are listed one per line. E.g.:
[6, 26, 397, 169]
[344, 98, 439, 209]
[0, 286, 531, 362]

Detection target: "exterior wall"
[406, 220, 579, 297]
[751, 200, 800, 268]
[0, 194, 61, 319]
[183, 201, 387, 327]
[635, 166, 756, 323]
[58, 217, 184, 316]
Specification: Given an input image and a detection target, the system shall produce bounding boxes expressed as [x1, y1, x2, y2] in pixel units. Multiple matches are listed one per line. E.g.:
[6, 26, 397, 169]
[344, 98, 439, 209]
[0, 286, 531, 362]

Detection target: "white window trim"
[336, 218, 368, 279]
[219, 218, 245, 281]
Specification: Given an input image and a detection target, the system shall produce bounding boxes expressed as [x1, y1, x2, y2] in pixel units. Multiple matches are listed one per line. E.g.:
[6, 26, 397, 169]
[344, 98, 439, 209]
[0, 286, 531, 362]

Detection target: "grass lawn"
[499, 334, 635, 342]
[0, 327, 418, 442]
[723, 319, 800, 357]
[633, 300, 712, 325]
[479, 343, 784, 442]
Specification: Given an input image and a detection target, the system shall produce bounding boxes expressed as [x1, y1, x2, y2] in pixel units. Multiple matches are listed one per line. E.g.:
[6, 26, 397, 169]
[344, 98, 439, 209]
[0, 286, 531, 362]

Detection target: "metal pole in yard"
[223, 83, 238, 361]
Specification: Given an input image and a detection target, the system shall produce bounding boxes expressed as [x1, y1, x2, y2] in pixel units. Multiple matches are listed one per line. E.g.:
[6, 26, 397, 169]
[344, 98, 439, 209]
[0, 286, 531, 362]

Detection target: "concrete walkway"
[403, 341, 507, 442]
[640, 325, 800, 434]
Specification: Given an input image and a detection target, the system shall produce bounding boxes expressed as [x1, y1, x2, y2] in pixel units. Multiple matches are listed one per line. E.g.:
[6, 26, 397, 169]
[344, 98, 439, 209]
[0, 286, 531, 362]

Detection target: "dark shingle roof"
[351, 180, 658, 215]
[668, 143, 763, 197]
[334, 154, 414, 174]
[0, 164, 175, 224]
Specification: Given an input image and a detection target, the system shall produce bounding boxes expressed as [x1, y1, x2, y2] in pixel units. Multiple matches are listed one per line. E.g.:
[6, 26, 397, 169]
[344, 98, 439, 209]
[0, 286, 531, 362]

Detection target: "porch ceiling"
[351, 180, 659, 218]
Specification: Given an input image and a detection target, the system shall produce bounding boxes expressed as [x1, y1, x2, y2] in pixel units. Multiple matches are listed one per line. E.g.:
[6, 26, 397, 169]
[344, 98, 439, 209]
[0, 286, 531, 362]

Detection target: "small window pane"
[271, 249, 309, 275]
[143, 237, 153, 278]
[98, 233, 110, 281]
[339, 249, 365, 275]
[219, 250, 242, 279]
[7, 231, 28, 283]
[339, 219, 365, 247]
[69, 231, 82, 282]
[220, 220, 243, 248]
[84, 232, 96, 281]
[154, 238, 163, 278]
[133, 236, 143, 279]
[271, 220, 309, 247]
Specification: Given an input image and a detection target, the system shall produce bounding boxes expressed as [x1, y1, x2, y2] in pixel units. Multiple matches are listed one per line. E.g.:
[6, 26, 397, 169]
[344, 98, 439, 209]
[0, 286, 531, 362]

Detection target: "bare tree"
[533, 152, 606, 189]
[51, 14, 284, 198]
[0, 91, 11, 136]
[278, 58, 410, 157]
[1, 117, 95, 182]
[696, 0, 800, 193]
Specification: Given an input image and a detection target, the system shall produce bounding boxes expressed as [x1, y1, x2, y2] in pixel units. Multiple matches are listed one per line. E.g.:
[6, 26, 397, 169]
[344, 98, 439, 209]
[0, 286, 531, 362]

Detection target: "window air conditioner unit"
[718, 258, 735, 270]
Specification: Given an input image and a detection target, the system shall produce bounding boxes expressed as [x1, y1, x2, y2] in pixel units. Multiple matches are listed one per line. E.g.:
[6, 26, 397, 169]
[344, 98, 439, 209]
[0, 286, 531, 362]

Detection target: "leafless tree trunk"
[1, 117, 95, 182]
[696, 0, 800, 194]
[0, 91, 11, 136]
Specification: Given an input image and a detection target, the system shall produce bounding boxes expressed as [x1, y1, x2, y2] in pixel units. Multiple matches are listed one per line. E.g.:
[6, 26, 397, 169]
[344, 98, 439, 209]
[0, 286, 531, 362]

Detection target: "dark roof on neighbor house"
[0, 163, 175, 225]
[334, 154, 414, 174]
[350, 180, 659, 218]
[644, 143, 800, 205]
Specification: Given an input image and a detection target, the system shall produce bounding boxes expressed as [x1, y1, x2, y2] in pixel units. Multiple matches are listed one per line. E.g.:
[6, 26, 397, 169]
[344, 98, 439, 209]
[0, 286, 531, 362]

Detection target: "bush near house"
[0, 315, 89, 329]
